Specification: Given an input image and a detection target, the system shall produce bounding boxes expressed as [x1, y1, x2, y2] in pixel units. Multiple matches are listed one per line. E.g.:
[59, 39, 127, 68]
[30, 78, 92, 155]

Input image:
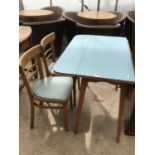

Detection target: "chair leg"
[73, 77, 76, 107]
[78, 77, 81, 89]
[70, 93, 73, 108]
[30, 104, 35, 129]
[63, 103, 68, 131]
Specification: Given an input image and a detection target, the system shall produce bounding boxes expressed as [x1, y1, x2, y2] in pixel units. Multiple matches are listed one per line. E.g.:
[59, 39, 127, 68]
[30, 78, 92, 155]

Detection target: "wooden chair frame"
[19, 45, 72, 131]
[40, 32, 77, 107]
[40, 32, 56, 76]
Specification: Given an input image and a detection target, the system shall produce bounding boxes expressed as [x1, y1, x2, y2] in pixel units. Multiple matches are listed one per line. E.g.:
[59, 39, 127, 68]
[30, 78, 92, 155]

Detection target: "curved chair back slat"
[77, 23, 122, 36]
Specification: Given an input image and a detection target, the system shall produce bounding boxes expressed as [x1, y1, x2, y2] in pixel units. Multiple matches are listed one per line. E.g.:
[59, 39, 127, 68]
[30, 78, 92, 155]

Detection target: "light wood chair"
[40, 32, 76, 107]
[19, 45, 73, 131]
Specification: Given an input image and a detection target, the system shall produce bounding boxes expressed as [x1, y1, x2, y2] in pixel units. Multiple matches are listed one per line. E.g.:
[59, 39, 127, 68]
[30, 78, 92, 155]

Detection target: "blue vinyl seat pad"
[32, 76, 73, 101]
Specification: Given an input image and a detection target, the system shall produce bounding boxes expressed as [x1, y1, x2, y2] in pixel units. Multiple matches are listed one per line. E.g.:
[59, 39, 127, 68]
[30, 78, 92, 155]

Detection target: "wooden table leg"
[116, 84, 127, 142]
[73, 77, 76, 107]
[74, 78, 88, 134]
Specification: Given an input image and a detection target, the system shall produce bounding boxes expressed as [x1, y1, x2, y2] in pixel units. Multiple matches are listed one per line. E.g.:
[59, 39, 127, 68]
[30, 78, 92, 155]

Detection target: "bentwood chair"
[40, 32, 76, 107]
[63, 11, 125, 43]
[125, 10, 135, 64]
[19, 45, 73, 131]
[63, 12, 79, 43]
[76, 23, 121, 36]
[22, 18, 65, 57]
[90, 12, 126, 35]
[63, 11, 97, 43]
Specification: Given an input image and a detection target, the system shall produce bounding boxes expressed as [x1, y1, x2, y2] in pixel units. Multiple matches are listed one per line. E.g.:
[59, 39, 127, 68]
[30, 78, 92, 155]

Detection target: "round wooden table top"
[19, 9, 53, 17]
[77, 11, 116, 20]
[19, 26, 32, 43]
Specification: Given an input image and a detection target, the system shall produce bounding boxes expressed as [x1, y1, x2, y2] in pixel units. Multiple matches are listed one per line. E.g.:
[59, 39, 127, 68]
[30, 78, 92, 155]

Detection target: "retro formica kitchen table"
[53, 35, 135, 142]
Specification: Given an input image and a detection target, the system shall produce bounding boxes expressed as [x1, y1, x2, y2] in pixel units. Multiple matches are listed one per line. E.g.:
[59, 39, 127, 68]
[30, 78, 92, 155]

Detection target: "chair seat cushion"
[32, 77, 73, 102]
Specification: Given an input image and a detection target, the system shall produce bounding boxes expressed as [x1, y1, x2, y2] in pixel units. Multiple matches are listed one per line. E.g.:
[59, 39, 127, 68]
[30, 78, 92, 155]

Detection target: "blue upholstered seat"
[32, 77, 73, 101]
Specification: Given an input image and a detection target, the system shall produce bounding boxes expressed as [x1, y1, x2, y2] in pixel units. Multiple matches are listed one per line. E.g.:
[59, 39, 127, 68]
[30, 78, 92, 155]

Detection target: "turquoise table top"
[53, 35, 135, 83]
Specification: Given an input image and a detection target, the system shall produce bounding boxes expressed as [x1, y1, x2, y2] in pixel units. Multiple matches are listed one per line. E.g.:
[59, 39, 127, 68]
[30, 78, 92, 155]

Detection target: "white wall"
[23, 0, 50, 9]
[23, 0, 135, 13]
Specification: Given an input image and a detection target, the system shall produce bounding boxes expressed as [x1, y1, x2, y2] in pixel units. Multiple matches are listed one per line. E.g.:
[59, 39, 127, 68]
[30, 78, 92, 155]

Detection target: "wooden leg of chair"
[30, 104, 35, 129]
[63, 103, 68, 131]
[78, 77, 81, 89]
[70, 93, 73, 108]
[73, 77, 76, 107]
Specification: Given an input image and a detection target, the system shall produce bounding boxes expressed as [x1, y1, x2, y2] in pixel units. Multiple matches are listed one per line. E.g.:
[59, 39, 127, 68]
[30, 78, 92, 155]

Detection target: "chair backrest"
[94, 12, 126, 26]
[41, 6, 64, 20]
[125, 10, 135, 64]
[127, 10, 135, 23]
[125, 10, 135, 48]
[63, 11, 100, 43]
[19, 45, 44, 99]
[76, 23, 121, 36]
[19, 15, 32, 23]
[40, 32, 56, 76]
[22, 18, 65, 57]
[63, 11, 99, 25]
[63, 11, 126, 42]
[63, 12, 77, 43]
